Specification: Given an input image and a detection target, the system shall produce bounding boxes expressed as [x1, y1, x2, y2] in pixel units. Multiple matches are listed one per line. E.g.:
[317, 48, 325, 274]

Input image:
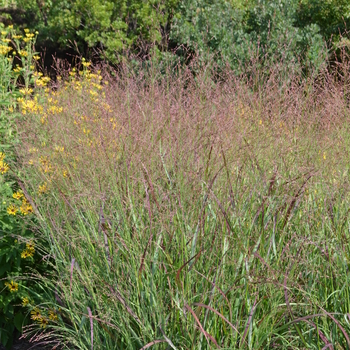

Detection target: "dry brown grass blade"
[139, 176, 153, 277]
[140, 340, 167, 349]
[185, 303, 219, 347]
[194, 270, 232, 321]
[267, 170, 277, 197]
[282, 172, 313, 230]
[70, 257, 75, 299]
[253, 171, 277, 225]
[175, 250, 202, 288]
[193, 303, 240, 337]
[142, 163, 161, 211]
[108, 285, 142, 326]
[305, 320, 333, 350]
[318, 305, 350, 347]
[209, 190, 237, 239]
[221, 148, 235, 211]
[87, 307, 93, 350]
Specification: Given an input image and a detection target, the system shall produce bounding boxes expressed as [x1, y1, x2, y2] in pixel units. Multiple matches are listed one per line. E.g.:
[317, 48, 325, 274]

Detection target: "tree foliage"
[0, 0, 349, 72]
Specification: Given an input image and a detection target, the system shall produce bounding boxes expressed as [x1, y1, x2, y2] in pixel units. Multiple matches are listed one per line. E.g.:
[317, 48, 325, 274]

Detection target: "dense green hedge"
[0, 0, 349, 72]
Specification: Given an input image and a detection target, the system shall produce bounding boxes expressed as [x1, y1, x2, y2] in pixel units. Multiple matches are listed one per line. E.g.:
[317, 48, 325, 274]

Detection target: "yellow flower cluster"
[47, 105, 63, 115]
[30, 307, 57, 328]
[48, 309, 58, 321]
[19, 57, 125, 189]
[81, 58, 91, 68]
[5, 280, 18, 293]
[31, 307, 42, 320]
[21, 240, 35, 259]
[33, 72, 50, 87]
[18, 49, 28, 57]
[22, 297, 30, 306]
[20, 198, 34, 215]
[0, 152, 9, 174]
[0, 44, 11, 55]
[64, 62, 104, 104]
[7, 204, 17, 215]
[17, 96, 44, 115]
[9, 193, 34, 216]
[13, 191, 23, 200]
[19, 88, 34, 96]
[0, 26, 37, 59]
[39, 155, 52, 173]
[13, 65, 22, 73]
[38, 182, 48, 194]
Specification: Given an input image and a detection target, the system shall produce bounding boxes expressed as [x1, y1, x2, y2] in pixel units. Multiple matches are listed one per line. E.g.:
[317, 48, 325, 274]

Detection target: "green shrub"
[0, 25, 52, 350]
[1, 0, 348, 75]
[1, 0, 180, 63]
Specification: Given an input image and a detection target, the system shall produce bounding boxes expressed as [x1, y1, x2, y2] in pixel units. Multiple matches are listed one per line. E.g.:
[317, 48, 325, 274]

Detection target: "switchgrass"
[15, 60, 350, 349]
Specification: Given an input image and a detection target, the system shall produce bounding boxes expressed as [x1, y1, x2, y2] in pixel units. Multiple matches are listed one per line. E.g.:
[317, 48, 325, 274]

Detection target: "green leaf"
[0, 263, 10, 277]
[13, 312, 24, 332]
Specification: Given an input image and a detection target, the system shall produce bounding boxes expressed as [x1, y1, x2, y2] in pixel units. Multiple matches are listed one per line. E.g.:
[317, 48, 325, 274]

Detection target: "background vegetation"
[0, 0, 349, 71]
[0, 0, 350, 349]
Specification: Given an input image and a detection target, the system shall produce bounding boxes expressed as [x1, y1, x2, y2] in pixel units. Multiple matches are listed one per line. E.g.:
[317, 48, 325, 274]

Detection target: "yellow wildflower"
[20, 199, 33, 215]
[13, 191, 23, 200]
[31, 307, 41, 321]
[5, 280, 18, 293]
[48, 309, 58, 321]
[0, 152, 4, 161]
[54, 145, 64, 152]
[22, 297, 30, 306]
[7, 204, 17, 215]
[24, 28, 30, 33]
[21, 249, 34, 258]
[19, 88, 33, 95]
[0, 161, 9, 174]
[0, 45, 11, 55]
[38, 183, 48, 194]
[82, 61, 91, 67]
[26, 240, 35, 252]
[38, 317, 49, 328]
[18, 50, 28, 57]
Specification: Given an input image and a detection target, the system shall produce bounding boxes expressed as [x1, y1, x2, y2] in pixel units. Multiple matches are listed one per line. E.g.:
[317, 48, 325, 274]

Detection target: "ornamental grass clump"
[15, 57, 350, 348]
